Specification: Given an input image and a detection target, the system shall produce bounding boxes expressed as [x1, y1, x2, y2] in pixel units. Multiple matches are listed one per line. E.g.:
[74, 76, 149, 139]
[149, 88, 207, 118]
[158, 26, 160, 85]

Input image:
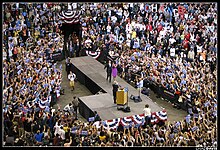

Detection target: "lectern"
[116, 87, 128, 109]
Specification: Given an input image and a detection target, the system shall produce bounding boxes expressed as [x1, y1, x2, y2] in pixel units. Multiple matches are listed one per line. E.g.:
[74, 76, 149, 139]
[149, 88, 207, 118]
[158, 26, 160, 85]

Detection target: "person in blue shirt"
[34, 130, 44, 145]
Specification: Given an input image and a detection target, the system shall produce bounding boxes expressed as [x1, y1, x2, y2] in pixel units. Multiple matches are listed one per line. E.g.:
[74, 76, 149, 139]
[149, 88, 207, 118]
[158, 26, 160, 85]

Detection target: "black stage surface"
[71, 56, 163, 121]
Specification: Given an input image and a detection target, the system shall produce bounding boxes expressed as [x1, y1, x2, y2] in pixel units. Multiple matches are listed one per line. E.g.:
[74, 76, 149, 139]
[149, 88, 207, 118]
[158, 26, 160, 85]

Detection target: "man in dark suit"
[104, 60, 112, 82]
[72, 96, 79, 120]
[112, 81, 119, 104]
[66, 57, 71, 78]
[94, 111, 101, 121]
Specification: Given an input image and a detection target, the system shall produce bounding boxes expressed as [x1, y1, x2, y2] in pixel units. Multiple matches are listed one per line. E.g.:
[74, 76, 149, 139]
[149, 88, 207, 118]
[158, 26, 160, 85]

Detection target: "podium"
[116, 87, 128, 105]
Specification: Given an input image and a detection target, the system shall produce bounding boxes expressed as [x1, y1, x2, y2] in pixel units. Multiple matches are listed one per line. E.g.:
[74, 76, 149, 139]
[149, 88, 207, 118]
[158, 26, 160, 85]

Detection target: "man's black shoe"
[134, 99, 139, 103]
[138, 98, 142, 102]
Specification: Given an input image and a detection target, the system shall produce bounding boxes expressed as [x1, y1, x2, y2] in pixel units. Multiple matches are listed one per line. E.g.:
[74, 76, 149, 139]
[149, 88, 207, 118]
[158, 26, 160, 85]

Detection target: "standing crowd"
[3, 3, 65, 146]
[3, 2, 217, 147]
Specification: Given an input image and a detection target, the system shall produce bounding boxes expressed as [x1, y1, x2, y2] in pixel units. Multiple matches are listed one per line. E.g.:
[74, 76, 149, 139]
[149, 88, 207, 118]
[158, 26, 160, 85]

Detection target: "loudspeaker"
[130, 95, 142, 103]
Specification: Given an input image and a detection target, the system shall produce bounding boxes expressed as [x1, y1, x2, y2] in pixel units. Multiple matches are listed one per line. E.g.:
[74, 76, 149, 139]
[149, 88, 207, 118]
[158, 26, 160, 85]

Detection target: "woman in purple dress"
[112, 61, 118, 81]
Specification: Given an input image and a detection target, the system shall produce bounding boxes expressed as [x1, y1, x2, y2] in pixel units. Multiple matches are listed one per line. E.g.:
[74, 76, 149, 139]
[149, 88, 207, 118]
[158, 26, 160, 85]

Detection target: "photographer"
[72, 96, 79, 120]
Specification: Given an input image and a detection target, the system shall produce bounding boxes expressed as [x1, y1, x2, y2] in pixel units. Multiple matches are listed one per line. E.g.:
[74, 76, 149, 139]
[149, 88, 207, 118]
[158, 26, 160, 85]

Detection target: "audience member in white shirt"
[143, 104, 151, 125]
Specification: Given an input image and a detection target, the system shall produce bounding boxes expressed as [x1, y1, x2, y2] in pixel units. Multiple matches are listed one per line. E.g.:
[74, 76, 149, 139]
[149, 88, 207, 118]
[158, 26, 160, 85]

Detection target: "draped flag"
[38, 97, 51, 109]
[132, 114, 145, 124]
[120, 116, 133, 126]
[93, 121, 102, 129]
[93, 110, 168, 129]
[151, 112, 159, 124]
[81, 47, 104, 61]
[85, 50, 101, 59]
[156, 110, 168, 121]
[102, 118, 121, 130]
[58, 3, 81, 24]
[38, 99, 49, 109]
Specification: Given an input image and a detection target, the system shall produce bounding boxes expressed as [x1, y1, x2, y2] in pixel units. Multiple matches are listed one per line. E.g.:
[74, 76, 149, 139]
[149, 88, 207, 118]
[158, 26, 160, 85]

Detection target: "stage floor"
[71, 56, 163, 120]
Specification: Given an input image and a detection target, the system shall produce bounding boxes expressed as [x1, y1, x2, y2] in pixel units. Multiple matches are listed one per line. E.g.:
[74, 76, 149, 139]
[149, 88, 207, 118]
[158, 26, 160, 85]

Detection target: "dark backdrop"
[60, 23, 82, 57]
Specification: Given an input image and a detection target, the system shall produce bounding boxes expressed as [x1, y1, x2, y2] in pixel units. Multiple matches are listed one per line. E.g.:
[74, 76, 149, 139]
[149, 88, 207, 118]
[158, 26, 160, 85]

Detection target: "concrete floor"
[54, 60, 187, 123]
[53, 60, 92, 122]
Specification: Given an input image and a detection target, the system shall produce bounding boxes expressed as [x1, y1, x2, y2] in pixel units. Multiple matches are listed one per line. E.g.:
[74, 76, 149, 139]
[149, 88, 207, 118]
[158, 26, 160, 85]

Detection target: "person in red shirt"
[146, 22, 153, 32]
[13, 46, 18, 61]
[182, 39, 189, 50]
[184, 32, 190, 41]
[157, 24, 163, 32]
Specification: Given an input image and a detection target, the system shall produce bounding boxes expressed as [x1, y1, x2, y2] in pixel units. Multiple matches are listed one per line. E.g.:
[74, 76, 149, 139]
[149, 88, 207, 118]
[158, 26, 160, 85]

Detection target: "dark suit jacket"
[104, 63, 112, 75]
[112, 84, 119, 93]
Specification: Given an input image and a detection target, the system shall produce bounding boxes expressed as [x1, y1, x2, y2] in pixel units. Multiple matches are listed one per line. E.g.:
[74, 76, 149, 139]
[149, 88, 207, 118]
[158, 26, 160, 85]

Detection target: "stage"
[71, 56, 163, 121]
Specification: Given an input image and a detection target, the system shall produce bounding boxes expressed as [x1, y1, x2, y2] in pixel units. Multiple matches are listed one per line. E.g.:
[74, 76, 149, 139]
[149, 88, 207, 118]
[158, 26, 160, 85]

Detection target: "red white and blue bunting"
[102, 118, 120, 130]
[38, 98, 51, 109]
[93, 110, 167, 129]
[85, 50, 101, 59]
[132, 114, 145, 125]
[151, 112, 159, 124]
[58, 3, 81, 24]
[156, 110, 167, 121]
[120, 116, 133, 126]
[38, 100, 47, 109]
[92, 121, 102, 129]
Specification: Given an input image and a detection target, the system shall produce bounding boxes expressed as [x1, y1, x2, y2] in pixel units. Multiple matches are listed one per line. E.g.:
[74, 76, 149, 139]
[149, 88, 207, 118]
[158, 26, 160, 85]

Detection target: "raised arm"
[104, 63, 107, 69]
[69, 136, 72, 145]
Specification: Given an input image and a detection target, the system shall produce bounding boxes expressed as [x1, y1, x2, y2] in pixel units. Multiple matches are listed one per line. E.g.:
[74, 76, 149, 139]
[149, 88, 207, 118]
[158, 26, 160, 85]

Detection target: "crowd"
[3, 2, 65, 146]
[78, 2, 217, 146]
[3, 2, 217, 147]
